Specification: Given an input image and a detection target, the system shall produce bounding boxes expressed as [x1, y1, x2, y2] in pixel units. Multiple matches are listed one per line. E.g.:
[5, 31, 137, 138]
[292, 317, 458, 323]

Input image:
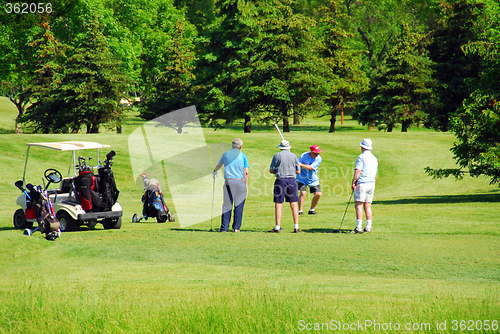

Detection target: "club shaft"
[274, 123, 285, 141]
[339, 189, 354, 230]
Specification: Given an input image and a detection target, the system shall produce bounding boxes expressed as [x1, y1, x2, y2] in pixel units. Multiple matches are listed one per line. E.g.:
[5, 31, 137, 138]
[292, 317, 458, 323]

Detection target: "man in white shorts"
[351, 139, 378, 233]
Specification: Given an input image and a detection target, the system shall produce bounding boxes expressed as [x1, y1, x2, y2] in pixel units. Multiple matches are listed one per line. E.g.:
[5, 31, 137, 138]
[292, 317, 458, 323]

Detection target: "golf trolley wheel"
[102, 217, 122, 230]
[23, 228, 33, 236]
[132, 213, 140, 223]
[57, 211, 77, 232]
[168, 213, 175, 222]
[13, 209, 33, 230]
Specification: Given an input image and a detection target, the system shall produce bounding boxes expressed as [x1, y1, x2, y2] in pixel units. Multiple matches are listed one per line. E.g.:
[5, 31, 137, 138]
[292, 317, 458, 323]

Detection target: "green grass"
[0, 97, 499, 333]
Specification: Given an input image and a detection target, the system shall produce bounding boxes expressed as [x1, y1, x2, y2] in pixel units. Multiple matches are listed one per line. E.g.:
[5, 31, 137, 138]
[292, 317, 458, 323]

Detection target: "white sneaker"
[354, 227, 364, 234]
[364, 227, 372, 232]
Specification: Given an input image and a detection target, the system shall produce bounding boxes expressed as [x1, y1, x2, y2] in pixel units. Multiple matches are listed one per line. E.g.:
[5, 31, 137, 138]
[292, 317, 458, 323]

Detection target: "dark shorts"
[273, 178, 299, 203]
[297, 181, 321, 193]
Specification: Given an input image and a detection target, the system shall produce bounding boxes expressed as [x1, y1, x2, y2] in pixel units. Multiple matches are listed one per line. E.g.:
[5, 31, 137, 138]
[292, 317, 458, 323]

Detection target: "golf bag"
[142, 178, 169, 223]
[74, 150, 119, 212]
[75, 169, 102, 212]
[25, 184, 60, 240]
[98, 151, 119, 211]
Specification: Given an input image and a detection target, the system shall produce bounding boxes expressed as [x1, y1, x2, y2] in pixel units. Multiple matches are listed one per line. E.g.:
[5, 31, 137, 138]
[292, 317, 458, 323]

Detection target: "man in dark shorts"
[296, 145, 323, 215]
[269, 140, 301, 233]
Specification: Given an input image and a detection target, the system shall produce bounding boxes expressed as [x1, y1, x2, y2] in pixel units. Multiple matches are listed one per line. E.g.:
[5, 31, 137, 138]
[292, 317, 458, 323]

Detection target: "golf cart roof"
[27, 141, 110, 151]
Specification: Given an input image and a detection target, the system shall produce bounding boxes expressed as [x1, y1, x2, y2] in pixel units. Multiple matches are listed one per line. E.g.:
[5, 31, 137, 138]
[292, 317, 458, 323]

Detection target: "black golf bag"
[25, 184, 60, 240]
[142, 179, 169, 223]
[98, 166, 119, 212]
[74, 150, 119, 212]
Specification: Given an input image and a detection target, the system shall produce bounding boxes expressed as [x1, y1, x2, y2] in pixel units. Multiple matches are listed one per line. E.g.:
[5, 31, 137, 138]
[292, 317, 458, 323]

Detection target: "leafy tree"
[344, 0, 432, 71]
[140, 17, 198, 133]
[354, 23, 437, 132]
[425, 92, 500, 186]
[174, 0, 216, 32]
[0, 12, 39, 132]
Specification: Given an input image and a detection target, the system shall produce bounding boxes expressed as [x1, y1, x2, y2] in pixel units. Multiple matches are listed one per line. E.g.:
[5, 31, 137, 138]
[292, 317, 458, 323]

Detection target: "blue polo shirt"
[219, 149, 249, 179]
[296, 152, 322, 186]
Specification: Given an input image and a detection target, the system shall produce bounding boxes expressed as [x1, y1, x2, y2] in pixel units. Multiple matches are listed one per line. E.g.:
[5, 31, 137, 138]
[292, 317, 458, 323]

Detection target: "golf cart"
[14, 141, 123, 232]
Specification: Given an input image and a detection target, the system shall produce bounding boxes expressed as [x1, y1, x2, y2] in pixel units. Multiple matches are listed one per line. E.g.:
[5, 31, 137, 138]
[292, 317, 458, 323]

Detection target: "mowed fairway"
[0, 98, 499, 333]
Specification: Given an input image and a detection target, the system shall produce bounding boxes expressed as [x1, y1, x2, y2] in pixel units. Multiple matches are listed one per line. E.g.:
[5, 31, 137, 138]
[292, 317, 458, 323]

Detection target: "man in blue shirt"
[213, 138, 249, 232]
[269, 140, 301, 233]
[296, 145, 323, 215]
[351, 139, 378, 233]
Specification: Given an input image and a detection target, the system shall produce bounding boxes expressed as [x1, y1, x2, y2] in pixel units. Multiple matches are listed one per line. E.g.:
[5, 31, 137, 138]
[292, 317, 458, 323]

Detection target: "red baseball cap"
[310, 145, 322, 153]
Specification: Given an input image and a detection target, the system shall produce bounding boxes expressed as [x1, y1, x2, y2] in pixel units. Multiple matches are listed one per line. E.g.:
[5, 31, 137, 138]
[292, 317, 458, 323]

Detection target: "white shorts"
[354, 183, 375, 203]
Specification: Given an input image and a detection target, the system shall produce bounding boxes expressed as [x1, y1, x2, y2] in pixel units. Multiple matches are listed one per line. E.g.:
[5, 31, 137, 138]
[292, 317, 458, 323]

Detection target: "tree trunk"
[90, 122, 99, 133]
[401, 119, 411, 132]
[329, 110, 337, 133]
[293, 111, 300, 125]
[282, 109, 290, 132]
[244, 115, 251, 133]
[387, 123, 394, 132]
[225, 114, 233, 125]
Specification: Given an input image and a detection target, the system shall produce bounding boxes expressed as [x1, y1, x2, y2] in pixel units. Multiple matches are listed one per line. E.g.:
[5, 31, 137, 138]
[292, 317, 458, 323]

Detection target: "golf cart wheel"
[57, 211, 77, 232]
[168, 213, 175, 222]
[102, 217, 122, 230]
[23, 228, 33, 236]
[132, 213, 140, 223]
[13, 209, 33, 230]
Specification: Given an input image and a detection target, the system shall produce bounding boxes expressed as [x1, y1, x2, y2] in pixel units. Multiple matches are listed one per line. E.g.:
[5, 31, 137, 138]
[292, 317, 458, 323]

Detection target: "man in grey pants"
[269, 140, 301, 233]
[213, 138, 249, 232]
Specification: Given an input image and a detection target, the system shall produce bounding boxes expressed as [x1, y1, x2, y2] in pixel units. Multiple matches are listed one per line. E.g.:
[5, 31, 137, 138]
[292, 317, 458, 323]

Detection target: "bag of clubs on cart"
[14, 177, 61, 241]
[132, 173, 174, 224]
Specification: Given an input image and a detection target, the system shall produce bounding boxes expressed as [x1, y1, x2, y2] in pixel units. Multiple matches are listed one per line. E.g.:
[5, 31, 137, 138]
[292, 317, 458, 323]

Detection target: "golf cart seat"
[60, 178, 74, 193]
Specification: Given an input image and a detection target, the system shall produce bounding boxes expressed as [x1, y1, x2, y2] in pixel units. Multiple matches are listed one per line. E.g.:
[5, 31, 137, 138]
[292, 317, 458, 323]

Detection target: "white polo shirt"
[355, 150, 378, 183]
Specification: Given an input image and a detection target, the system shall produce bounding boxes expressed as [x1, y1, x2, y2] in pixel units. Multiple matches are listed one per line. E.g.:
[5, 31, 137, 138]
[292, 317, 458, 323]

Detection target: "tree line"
[1, 0, 499, 183]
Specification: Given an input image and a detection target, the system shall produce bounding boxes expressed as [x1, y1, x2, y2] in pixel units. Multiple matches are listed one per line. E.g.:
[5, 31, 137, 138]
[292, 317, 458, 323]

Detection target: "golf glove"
[212, 171, 218, 179]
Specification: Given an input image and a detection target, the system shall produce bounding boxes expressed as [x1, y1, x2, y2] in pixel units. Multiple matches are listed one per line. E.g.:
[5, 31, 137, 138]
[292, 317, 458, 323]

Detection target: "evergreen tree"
[426, 0, 485, 131]
[247, 0, 326, 132]
[426, 1, 500, 186]
[20, 14, 66, 133]
[49, 18, 127, 133]
[354, 23, 437, 132]
[196, 0, 258, 131]
[317, 0, 368, 133]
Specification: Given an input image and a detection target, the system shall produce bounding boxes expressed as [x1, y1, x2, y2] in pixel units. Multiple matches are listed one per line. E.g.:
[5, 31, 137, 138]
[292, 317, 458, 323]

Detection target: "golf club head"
[15, 180, 24, 191]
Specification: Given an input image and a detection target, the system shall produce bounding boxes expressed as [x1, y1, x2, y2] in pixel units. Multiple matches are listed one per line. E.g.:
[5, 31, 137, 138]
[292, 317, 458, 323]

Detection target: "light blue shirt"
[355, 150, 378, 183]
[296, 152, 322, 186]
[219, 149, 249, 179]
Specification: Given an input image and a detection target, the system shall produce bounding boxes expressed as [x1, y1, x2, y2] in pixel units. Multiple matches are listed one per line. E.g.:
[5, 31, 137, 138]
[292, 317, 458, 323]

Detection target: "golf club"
[209, 172, 216, 231]
[334, 189, 354, 233]
[273, 118, 285, 141]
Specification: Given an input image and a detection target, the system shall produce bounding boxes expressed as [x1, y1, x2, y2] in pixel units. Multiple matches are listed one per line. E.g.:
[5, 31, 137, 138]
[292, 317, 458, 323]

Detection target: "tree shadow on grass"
[376, 192, 500, 205]
[0, 227, 16, 232]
